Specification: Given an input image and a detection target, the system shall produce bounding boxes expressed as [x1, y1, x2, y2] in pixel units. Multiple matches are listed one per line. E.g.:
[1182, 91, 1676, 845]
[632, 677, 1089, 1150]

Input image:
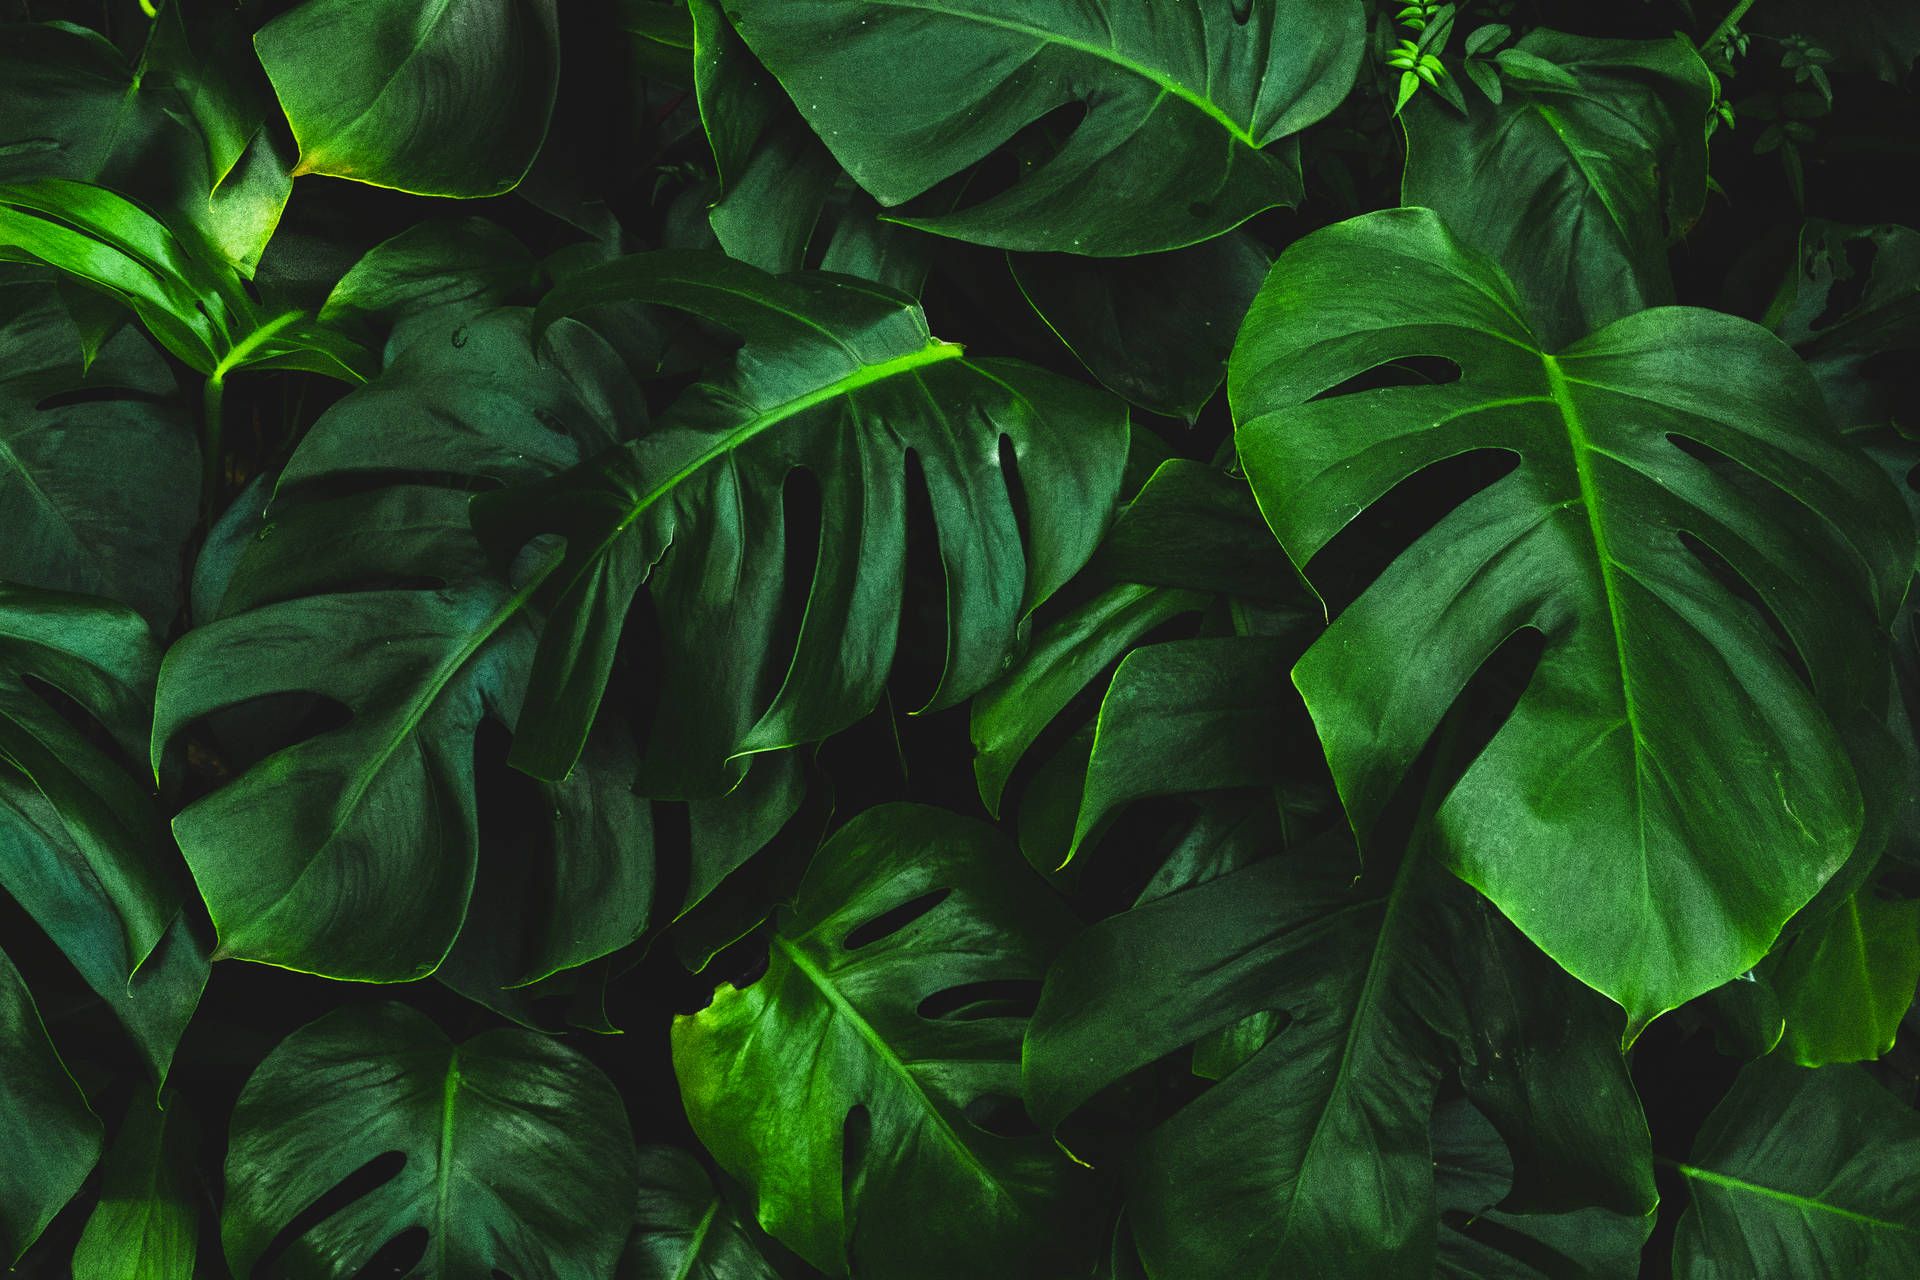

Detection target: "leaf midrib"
[220, 564, 555, 968]
[770, 932, 1022, 1216]
[1676, 1160, 1918, 1233]
[574, 339, 967, 587]
[843, 0, 1261, 146]
[1541, 351, 1654, 892]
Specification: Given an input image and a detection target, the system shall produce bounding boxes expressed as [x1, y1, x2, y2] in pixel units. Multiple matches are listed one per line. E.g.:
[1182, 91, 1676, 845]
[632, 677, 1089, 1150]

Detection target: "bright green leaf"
[672, 804, 1091, 1278]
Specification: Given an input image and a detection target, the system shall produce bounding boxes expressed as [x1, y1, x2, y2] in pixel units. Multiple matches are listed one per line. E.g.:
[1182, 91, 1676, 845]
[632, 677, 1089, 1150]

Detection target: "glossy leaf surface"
[0, 947, 101, 1265]
[1231, 207, 1912, 1027]
[72, 1092, 200, 1280]
[620, 1146, 782, 1280]
[724, 0, 1365, 254]
[254, 0, 562, 197]
[1, 585, 205, 1079]
[672, 804, 1089, 1278]
[1026, 836, 1653, 1279]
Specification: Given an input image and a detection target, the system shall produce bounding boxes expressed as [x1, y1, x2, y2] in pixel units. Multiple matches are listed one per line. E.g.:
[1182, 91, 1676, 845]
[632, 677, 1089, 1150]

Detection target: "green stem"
[1707, 0, 1756, 51]
[202, 372, 226, 513]
[199, 311, 306, 514]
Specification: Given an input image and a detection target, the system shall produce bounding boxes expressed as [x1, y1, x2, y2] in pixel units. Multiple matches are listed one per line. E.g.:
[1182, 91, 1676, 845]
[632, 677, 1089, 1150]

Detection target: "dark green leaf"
[620, 1146, 783, 1280]
[723, 0, 1365, 255]
[1010, 232, 1271, 420]
[0, 280, 195, 627]
[476, 253, 1127, 786]
[254, 0, 562, 198]
[1671, 1062, 1920, 1276]
[1025, 835, 1652, 1279]
[1404, 33, 1715, 345]
[1, 584, 206, 1080]
[222, 1002, 639, 1278]
[0, 946, 101, 1265]
[72, 1091, 200, 1280]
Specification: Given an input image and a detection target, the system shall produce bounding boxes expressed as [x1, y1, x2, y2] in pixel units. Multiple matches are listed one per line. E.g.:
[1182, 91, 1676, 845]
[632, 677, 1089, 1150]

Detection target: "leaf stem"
[199, 311, 307, 514]
[202, 371, 225, 514]
[1707, 0, 1756, 51]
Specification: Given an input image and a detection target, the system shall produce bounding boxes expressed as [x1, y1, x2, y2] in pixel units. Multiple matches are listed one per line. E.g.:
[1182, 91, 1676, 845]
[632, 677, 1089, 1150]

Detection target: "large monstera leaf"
[474, 254, 1127, 787]
[223, 1003, 638, 1279]
[1229, 208, 1913, 1029]
[153, 574, 539, 981]
[1, 585, 205, 1080]
[671, 804, 1090, 1279]
[722, 0, 1365, 255]
[1670, 1062, 1920, 1277]
[1024, 835, 1653, 1280]
[254, 0, 561, 198]
[1402, 32, 1714, 347]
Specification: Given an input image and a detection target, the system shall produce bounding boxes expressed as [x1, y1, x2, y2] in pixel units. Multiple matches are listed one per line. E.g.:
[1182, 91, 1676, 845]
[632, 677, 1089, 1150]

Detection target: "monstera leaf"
[168, 304, 793, 987]
[0, 280, 196, 628]
[153, 573, 542, 981]
[1762, 888, 1920, 1066]
[1024, 834, 1653, 1280]
[1229, 207, 1913, 1029]
[222, 1003, 638, 1279]
[474, 253, 1127, 787]
[721, 0, 1365, 255]
[1402, 32, 1715, 346]
[0, 947, 103, 1265]
[254, 0, 561, 198]
[671, 804, 1091, 1279]
[1669, 1062, 1920, 1277]
[1, 585, 205, 1079]
[620, 1147, 783, 1280]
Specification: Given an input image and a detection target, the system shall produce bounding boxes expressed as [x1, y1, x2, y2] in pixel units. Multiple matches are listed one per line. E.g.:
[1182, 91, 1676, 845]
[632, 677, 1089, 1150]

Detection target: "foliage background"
[1, 0, 1917, 1277]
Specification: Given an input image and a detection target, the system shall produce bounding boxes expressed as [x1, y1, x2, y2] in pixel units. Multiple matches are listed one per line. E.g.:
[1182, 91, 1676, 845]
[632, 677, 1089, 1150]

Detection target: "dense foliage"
[1, 1, 1917, 1277]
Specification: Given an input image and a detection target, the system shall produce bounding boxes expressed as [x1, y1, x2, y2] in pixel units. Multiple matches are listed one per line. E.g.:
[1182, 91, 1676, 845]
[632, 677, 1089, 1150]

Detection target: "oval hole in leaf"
[1677, 530, 1814, 693]
[255, 1150, 406, 1277]
[842, 887, 952, 950]
[997, 434, 1032, 567]
[348, 1225, 427, 1280]
[842, 1101, 872, 1197]
[917, 977, 1043, 1021]
[1307, 355, 1464, 401]
[890, 447, 946, 708]
[930, 101, 1090, 217]
[964, 1092, 1040, 1139]
[188, 691, 355, 790]
[1307, 446, 1519, 616]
